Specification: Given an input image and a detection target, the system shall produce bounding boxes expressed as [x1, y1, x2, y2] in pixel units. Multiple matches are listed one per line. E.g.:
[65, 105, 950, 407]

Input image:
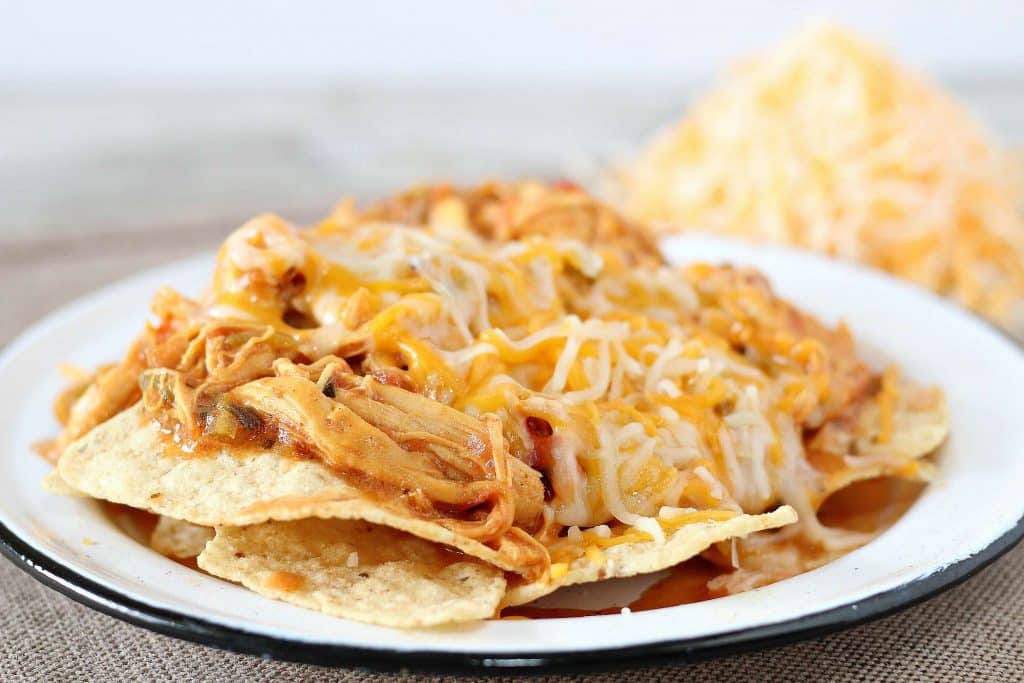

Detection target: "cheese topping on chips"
[45, 182, 948, 625]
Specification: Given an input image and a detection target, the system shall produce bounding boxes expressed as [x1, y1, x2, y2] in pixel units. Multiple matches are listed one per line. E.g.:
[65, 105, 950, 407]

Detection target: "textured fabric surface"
[1, 233, 1022, 682]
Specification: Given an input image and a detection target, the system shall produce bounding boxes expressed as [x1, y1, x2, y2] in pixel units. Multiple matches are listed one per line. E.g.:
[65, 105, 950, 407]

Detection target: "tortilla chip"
[852, 384, 948, 460]
[58, 405, 531, 574]
[41, 469, 87, 497]
[503, 505, 797, 607]
[812, 382, 948, 461]
[198, 518, 506, 627]
[150, 516, 214, 559]
[811, 383, 948, 506]
[58, 406, 356, 525]
[244, 498, 541, 576]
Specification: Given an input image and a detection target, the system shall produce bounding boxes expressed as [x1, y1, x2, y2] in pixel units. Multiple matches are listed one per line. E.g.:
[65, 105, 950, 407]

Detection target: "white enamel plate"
[1, 235, 1022, 672]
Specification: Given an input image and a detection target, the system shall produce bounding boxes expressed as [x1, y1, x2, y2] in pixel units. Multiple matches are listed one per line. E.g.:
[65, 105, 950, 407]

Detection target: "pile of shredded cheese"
[616, 22, 1024, 338]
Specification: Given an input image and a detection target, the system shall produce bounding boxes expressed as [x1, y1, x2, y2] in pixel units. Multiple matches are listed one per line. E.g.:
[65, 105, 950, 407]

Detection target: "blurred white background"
[5, 1, 1024, 84]
[2, 1, 1023, 240]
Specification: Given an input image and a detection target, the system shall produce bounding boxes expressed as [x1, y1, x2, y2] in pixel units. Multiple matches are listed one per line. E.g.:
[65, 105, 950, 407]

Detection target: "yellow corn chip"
[198, 518, 505, 628]
[149, 516, 214, 559]
[504, 506, 797, 607]
[58, 405, 534, 575]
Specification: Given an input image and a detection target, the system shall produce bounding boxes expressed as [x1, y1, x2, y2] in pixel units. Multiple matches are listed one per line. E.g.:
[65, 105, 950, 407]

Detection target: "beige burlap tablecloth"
[2, 229, 1021, 682]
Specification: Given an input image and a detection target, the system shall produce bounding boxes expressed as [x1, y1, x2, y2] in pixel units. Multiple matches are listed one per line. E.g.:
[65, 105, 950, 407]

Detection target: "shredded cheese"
[876, 366, 900, 445]
[617, 22, 1024, 338]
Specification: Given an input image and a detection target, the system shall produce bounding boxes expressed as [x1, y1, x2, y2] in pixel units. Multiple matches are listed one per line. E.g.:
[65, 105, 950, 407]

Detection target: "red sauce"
[266, 570, 305, 593]
[818, 476, 924, 533]
[524, 417, 554, 470]
[102, 502, 204, 571]
[524, 417, 556, 501]
[501, 475, 927, 620]
[627, 558, 722, 610]
[154, 404, 325, 472]
[173, 556, 201, 571]
[102, 501, 159, 543]
[500, 557, 725, 619]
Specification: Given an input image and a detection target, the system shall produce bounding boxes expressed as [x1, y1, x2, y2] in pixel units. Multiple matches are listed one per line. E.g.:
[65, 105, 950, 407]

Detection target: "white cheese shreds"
[694, 465, 729, 505]
[632, 516, 667, 545]
[658, 506, 698, 519]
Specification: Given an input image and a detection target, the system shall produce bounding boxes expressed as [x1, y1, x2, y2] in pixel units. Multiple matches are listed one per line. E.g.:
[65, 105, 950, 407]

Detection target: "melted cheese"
[201, 212, 877, 537]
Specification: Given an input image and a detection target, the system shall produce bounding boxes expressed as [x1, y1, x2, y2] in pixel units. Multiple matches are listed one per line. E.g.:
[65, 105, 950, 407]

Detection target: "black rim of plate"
[1, 514, 1022, 673]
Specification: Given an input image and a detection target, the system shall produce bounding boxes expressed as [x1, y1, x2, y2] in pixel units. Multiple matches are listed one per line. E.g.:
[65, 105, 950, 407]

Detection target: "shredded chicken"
[335, 180, 664, 269]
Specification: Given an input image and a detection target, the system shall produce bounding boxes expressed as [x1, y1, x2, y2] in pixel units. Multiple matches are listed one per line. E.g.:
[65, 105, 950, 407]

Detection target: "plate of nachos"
[0, 183, 1021, 671]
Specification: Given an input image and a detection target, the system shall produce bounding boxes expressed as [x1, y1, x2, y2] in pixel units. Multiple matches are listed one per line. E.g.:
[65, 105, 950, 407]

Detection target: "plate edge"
[0, 512, 1021, 673]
